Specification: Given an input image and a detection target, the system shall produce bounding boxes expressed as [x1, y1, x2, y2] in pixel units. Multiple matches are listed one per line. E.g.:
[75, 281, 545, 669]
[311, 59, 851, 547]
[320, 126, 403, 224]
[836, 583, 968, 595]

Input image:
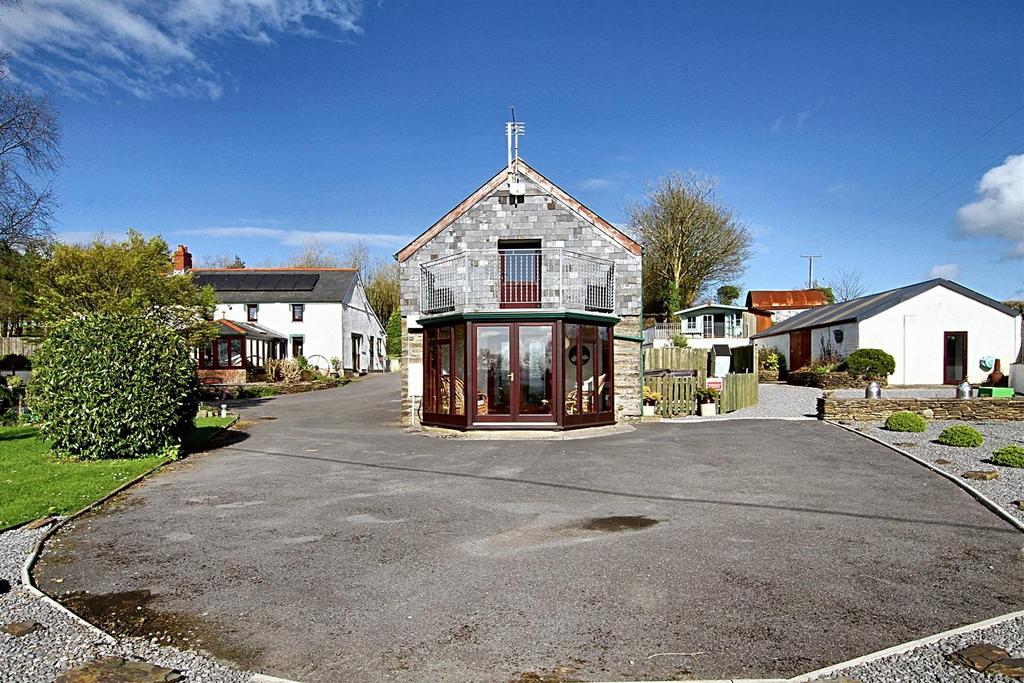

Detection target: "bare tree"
[198, 253, 245, 269]
[629, 171, 752, 314]
[0, 54, 61, 248]
[342, 239, 371, 276]
[287, 237, 341, 268]
[827, 268, 867, 302]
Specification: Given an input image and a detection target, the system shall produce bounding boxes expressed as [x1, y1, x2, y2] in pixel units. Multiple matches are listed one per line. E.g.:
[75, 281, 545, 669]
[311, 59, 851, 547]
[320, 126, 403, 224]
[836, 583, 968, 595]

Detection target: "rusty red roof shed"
[745, 289, 830, 310]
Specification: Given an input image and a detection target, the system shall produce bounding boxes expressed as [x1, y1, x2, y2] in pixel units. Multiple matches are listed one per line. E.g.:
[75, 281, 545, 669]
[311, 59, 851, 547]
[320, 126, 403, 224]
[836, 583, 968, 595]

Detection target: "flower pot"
[699, 402, 717, 417]
[642, 404, 656, 417]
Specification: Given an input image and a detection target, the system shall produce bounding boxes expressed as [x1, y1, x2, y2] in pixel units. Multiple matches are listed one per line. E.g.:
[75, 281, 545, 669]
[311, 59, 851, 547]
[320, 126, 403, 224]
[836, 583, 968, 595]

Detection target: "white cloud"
[177, 226, 411, 248]
[956, 154, 1024, 260]
[0, 1, 366, 99]
[826, 182, 849, 195]
[770, 115, 784, 134]
[796, 98, 825, 129]
[927, 263, 960, 279]
[579, 177, 615, 191]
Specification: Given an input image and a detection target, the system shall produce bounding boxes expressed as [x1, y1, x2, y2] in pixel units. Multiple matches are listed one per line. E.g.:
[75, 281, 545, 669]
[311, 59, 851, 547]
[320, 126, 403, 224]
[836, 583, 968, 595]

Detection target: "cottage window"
[291, 304, 304, 322]
[686, 316, 697, 330]
[703, 315, 713, 338]
[291, 336, 304, 358]
[246, 304, 258, 322]
[199, 337, 245, 369]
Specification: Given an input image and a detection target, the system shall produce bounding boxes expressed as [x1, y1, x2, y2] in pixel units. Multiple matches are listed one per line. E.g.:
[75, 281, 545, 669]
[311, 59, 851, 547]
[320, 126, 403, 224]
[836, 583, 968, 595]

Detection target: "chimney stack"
[173, 244, 192, 273]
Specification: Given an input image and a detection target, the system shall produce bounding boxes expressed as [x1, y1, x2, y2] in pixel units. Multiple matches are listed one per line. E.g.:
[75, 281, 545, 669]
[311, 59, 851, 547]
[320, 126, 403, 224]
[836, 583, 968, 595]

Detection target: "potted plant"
[696, 387, 719, 416]
[642, 386, 660, 417]
[330, 356, 343, 378]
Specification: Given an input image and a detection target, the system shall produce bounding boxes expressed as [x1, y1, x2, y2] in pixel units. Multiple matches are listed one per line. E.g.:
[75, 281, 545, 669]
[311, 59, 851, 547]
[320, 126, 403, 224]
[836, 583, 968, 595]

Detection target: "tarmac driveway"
[37, 374, 1024, 682]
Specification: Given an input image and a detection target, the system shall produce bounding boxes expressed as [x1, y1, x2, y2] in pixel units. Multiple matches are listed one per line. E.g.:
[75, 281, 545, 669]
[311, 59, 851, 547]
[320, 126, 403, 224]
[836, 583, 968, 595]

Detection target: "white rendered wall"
[858, 286, 1021, 385]
[809, 322, 859, 360]
[754, 333, 790, 366]
[341, 285, 387, 372]
[215, 302, 343, 370]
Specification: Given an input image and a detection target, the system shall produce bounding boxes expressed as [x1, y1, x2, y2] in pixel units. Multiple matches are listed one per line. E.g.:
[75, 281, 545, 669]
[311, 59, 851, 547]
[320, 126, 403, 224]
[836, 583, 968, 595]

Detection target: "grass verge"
[0, 416, 236, 530]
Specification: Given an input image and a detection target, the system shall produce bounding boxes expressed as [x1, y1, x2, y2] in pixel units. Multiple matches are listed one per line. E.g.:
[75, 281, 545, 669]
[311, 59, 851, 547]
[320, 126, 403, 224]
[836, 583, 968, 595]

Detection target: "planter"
[699, 402, 717, 417]
[642, 404, 656, 417]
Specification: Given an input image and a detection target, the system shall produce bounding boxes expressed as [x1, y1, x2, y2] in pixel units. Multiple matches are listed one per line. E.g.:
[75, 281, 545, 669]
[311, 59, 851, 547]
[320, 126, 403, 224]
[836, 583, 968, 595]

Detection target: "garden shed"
[751, 278, 1021, 385]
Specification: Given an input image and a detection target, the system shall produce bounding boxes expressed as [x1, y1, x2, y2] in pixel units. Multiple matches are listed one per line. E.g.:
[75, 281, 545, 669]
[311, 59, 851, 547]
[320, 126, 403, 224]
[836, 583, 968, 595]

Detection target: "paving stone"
[944, 643, 1010, 671]
[1, 620, 45, 636]
[986, 658, 1024, 678]
[54, 657, 185, 683]
[961, 470, 1000, 481]
[24, 515, 57, 530]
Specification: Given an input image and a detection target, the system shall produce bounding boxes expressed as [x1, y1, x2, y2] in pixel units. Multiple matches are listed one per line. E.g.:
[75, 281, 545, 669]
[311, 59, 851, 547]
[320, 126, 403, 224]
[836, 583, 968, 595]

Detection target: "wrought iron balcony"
[419, 248, 615, 316]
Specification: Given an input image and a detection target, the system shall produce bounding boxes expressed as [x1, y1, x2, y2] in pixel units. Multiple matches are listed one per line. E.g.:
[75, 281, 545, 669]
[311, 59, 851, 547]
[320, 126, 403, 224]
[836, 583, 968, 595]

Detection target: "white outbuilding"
[751, 278, 1022, 385]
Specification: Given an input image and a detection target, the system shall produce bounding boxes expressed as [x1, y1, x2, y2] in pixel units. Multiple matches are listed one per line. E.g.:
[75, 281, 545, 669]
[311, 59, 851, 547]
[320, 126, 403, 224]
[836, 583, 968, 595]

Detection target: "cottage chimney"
[173, 244, 192, 273]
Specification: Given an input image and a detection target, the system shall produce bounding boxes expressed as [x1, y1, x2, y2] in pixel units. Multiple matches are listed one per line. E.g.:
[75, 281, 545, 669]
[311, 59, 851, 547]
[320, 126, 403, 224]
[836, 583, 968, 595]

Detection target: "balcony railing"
[420, 249, 615, 316]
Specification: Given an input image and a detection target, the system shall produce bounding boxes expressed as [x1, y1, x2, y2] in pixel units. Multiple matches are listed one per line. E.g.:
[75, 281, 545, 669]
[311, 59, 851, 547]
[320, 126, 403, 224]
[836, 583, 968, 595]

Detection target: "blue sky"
[1, 0, 1022, 298]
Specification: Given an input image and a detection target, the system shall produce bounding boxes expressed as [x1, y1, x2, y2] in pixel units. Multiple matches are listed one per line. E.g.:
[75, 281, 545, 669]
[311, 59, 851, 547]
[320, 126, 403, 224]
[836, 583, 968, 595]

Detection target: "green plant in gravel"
[936, 425, 984, 448]
[884, 411, 927, 433]
[845, 348, 896, 378]
[29, 312, 199, 460]
[991, 445, 1024, 468]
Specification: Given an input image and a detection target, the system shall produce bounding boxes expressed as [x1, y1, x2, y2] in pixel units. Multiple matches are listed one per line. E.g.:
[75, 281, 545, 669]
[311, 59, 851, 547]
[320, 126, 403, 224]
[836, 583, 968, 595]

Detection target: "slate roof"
[746, 289, 830, 310]
[192, 268, 357, 304]
[751, 279, 1019, 339]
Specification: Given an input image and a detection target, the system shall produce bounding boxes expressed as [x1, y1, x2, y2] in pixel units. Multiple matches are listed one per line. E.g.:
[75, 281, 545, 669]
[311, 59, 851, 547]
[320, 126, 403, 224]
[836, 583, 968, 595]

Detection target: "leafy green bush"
[239, 386, 278, 399]
[386, 309, 402, 357]
[845, 348, 896, 378]
[670, 333, 688, 348]
[991, 445, 1024, 468]
[28, 313, 199, 460]
[936, 425, 984, 448]
[884, 411, 926, 432]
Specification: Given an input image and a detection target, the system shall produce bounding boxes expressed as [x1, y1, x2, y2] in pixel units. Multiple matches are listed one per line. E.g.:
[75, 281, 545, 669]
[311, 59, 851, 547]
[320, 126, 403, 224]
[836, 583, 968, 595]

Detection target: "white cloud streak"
[956, 154, 1024, 260]
[177, 226, 411, 248]
[0, 0, 366, 99]
[927, 263, 960, 279]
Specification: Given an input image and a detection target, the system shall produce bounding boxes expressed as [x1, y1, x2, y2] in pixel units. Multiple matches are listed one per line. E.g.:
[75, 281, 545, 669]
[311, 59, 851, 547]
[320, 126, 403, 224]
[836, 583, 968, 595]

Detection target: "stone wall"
[198, 368, 246, 385]
[614, 317, 642, 421]
[819, 396, 1024, 422]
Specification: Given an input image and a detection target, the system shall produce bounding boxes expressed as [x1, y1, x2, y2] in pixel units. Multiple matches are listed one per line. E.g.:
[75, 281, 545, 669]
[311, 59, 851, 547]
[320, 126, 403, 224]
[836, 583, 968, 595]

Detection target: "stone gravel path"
[851, 420, 1024, 524]
[0, 522, 254, 683]
[666, 382, 823, 421]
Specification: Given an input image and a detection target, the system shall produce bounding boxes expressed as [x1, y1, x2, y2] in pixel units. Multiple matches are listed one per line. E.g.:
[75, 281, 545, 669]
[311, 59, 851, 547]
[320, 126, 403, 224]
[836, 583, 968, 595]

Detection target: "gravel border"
[848, 419, 1024, 524]
[1, 523, 255, 682]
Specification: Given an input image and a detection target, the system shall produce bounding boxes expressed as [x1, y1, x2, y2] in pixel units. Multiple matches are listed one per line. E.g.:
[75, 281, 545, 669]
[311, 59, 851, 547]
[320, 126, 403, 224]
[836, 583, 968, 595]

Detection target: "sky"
[1, 0, 1022, 299]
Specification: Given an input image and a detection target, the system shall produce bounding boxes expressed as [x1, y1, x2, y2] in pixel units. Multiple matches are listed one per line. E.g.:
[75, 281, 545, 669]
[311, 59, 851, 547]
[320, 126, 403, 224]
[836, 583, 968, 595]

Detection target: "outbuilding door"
[789, 330, 811, 371]
[943, 331, 967, 384]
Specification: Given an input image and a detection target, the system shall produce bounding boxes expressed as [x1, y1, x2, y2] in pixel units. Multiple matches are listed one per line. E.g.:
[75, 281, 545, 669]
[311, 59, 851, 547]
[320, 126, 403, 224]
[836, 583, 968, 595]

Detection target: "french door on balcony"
[499, 247, 542, 308]
[472, 322, 555, 424]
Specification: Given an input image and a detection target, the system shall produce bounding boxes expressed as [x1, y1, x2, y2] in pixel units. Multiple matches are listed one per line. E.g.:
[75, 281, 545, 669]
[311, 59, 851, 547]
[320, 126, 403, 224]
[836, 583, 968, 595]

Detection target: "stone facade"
[198, 368, 246, 385]
[788, 370, 885, 390]
[399, 169, 643, 427]
[819, 396, 1024, 422]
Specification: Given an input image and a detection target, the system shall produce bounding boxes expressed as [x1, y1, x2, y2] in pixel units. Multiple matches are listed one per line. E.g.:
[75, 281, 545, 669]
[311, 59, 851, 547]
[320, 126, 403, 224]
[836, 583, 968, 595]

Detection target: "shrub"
[28, 313, 199, 460]
[760, 349, 780, 373]
[991, 445, 1024, 468]
[239, 386, 278, 399]
[884, 411, 926, 433]
[846, 348, 896, 378]
[936, 425, 984, 448]
[386, 309, 402, 357]
[670, 333, 688, 348]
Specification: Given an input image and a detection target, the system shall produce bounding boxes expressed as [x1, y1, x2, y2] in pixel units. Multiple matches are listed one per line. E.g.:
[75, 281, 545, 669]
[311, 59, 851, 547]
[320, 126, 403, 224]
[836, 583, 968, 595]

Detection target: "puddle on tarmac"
[574, 515, 660, 532]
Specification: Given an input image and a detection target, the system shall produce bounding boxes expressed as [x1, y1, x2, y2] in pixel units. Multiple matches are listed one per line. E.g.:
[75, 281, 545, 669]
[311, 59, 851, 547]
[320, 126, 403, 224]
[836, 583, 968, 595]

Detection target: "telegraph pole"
[800, 255, 822, 289]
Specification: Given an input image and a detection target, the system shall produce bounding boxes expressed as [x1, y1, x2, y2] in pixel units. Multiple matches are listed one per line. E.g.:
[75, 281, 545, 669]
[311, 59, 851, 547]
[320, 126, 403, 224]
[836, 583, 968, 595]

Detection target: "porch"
[197, 319, 287, 384]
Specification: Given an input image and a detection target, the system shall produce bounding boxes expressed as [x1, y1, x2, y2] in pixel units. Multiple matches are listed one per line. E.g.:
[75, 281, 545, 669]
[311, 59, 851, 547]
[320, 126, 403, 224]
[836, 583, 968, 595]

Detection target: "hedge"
[29, 313, 199, 460]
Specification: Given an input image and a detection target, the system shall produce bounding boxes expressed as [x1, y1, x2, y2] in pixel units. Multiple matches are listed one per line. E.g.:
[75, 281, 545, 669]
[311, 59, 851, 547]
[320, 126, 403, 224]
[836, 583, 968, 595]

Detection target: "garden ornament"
[865, 381, 881, 399]
[956, 381, 972, 399]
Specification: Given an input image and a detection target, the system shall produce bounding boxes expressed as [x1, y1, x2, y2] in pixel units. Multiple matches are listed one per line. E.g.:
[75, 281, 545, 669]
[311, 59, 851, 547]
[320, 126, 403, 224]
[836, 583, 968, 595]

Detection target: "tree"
[385, 309, 402, 357]
[199, 253, 246, 269]
[364, 260, 400, 326]
[716, 284, 741, 305]
[34, 230, 217, 346]
[0, 243, 47, 335]
[342, 239, 371, 276]
[288, 237, 341, 268]
[816, 286, 836, 304]
[0, 55, 61, 249]
[827, 269, 867, 302]
[629, 172, 752, 316]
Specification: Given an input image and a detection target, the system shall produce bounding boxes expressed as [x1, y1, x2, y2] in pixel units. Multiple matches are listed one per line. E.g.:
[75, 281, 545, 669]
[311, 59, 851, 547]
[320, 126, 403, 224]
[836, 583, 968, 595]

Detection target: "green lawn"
[0, 416, 235, 530]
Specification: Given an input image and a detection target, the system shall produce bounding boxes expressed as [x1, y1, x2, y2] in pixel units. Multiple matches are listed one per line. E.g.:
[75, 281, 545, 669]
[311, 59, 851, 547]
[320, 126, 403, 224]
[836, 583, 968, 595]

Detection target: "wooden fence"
[720, 372, 758, 413]
[643, 347, 708, 385]
[644, 374, 700, 417]
[0, 336, 37, 358]
[730, 345, 757, 374]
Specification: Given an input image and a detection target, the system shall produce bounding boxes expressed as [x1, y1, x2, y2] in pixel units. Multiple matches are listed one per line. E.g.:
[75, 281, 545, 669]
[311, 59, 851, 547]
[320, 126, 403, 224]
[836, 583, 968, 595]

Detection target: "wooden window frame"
[291, 304, 304, 322]
[246, 304, 259, 322]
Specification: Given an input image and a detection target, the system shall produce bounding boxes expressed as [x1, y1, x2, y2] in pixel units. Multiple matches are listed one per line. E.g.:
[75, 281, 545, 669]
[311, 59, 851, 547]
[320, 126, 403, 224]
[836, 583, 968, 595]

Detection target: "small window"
[246, 304, 258, 322]
[291, 304, 304, 322]
[686, 316, 697, 330]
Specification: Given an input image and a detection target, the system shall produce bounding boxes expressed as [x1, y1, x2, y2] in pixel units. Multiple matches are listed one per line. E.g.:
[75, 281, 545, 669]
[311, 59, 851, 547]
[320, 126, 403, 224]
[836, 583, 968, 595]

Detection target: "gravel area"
[670, 382, 823, 420]
[852, 419, 1024, 524]
[0, 523, 254, 683]
[814, 614, 1024, 682]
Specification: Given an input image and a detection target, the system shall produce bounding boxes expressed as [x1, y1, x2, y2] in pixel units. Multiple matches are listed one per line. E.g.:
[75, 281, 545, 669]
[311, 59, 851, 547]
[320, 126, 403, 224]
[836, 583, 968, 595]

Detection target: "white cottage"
[176, 246, 387, 383]
[751, 278, 1022, 385]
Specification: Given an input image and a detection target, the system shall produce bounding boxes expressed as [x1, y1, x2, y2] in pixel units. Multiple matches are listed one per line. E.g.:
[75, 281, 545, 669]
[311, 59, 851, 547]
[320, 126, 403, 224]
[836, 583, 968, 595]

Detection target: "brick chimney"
[172, 244, 192, 273]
